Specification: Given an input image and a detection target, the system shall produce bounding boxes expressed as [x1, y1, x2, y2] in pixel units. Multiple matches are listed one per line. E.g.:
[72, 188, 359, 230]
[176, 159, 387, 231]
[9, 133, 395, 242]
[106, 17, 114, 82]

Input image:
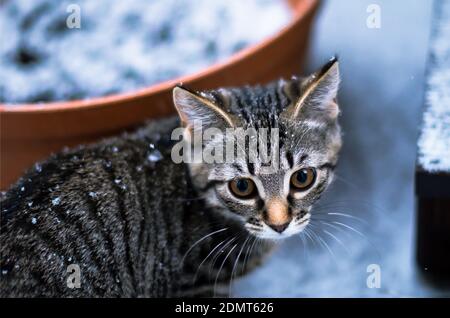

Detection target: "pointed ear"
[173, 85, 236, 130]
[282, 57, 340, 122]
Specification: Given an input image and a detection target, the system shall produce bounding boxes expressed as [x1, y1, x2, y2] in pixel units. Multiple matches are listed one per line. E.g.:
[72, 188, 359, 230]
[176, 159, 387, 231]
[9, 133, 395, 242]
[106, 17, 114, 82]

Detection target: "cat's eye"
[229, 178, 256, 198]
[290, 168, 316, 191]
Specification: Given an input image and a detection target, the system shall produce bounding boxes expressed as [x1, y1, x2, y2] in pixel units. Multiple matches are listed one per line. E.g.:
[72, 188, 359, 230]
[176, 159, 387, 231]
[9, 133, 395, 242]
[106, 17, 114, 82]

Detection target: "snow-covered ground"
[235, 0, 450, 297]
[0, 0, 290, 104]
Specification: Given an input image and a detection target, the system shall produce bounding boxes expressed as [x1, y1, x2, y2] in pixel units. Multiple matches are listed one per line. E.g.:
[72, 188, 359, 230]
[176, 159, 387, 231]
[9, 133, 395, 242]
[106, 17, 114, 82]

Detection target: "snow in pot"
[0, 0, 291, 104]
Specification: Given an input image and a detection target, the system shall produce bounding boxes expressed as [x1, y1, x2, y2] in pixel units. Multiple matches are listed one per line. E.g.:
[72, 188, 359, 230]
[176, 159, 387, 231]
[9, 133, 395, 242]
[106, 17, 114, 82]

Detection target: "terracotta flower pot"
[0, 0, 319, 190]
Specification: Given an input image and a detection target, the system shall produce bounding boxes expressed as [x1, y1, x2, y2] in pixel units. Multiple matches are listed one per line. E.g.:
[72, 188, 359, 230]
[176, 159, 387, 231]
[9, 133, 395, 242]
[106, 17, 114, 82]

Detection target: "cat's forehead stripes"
[285, 151, 294, 168]
[212, 82, 291, 130]
[247, 162, 255, 175]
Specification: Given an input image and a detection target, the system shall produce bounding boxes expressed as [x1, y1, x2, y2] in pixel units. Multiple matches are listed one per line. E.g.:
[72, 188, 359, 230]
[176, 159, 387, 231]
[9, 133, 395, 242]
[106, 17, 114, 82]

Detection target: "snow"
[0, 0, 291, 104]
[51, 197, 61, 206]
[417, 0, 450, 172]
[147, 149, 163, 162]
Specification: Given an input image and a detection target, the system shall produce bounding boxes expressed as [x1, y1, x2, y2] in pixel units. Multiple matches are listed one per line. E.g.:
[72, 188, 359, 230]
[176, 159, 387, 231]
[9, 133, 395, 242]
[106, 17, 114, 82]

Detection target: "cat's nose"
[265, 198, 290, 233]
[268, 222, 290, 233]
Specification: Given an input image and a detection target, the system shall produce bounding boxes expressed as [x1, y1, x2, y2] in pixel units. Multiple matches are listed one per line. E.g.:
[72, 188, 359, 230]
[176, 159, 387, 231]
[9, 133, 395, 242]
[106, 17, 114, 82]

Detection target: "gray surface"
[235, 0, 449, 297]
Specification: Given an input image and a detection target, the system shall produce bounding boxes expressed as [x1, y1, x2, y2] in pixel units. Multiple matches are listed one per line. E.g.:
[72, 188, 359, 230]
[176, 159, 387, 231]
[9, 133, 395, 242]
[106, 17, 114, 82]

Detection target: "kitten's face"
[173, 59, 342, 240]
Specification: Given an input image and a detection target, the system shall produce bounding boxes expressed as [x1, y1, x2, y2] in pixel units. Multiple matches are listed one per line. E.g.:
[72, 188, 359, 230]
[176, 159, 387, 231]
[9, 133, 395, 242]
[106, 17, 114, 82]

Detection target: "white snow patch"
[417, 1, 450, 172]
[0, 0, 291, 104]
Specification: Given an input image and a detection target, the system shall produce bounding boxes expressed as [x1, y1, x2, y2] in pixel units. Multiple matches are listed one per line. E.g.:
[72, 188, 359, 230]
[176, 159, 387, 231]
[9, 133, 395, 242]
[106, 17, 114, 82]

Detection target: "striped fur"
[0, 117, 268, 297]
[1, 60, 342, 297]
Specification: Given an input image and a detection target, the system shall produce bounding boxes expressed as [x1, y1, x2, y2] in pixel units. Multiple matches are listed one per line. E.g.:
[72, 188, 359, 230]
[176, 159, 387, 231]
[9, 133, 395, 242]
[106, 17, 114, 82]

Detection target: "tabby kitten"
[0, 58, 341, 297]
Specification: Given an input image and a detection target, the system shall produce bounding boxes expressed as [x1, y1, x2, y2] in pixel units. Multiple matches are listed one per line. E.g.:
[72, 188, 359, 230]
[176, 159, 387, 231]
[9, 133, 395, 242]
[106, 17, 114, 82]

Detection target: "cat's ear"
[281, 57, 340, 122]
[173, 85, 236, 130]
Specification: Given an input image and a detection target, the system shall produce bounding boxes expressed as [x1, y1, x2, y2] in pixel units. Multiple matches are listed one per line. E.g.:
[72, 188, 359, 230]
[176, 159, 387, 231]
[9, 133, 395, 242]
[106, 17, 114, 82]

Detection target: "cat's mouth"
[245, 213, 310, 240]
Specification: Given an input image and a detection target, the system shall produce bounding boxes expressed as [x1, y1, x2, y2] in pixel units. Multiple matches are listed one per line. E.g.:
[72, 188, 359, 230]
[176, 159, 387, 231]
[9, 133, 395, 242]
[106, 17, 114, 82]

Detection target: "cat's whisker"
[314, 219, 353, 239]
[331, 221, 366, 238]
[313, 204, 363, 215]
[316, 234, 336, 261]
[253, 238, 264, 262]
[297, 232, 309, 260]
[313, 211, 368, 225]
[329, 213, 368, 225]
[209, 236, 239, 277]
[241, 236, 258, 275]
[316, 219, 382, 259]
[311, 213, 365, 231]
[333, 221, 382, 259]
[214, 243, 238, 297]
[192, 237, 231, 284]
[311, 211, 370, 244]
[307, 224, 336, 260]
[245, 225, 262, 232]
[303, 227, 317, 249]
[180, 227, 228, 267]
[314, 199, 388, 217]
[228, 236, 250, 297]
[322, 229, 350, 255]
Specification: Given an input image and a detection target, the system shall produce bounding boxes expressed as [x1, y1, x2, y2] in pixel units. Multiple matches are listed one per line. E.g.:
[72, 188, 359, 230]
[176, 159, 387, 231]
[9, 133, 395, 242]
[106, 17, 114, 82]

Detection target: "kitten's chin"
[245, 217, 310, 241]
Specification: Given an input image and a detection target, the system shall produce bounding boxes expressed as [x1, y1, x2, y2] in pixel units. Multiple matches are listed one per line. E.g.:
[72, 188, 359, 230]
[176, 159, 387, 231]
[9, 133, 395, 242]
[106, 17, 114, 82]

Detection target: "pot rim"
[0, 0, 317, 114]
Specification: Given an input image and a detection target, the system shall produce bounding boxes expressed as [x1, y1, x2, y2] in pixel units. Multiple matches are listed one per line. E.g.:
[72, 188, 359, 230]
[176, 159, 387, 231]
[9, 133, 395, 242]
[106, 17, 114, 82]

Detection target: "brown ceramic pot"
[0, 0, 319, 190]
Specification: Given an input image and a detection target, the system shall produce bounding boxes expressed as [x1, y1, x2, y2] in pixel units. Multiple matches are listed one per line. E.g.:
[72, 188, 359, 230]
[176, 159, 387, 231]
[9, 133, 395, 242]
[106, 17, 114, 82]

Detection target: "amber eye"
[229, 178, 256, 198]
[290, 168, 316, 191]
